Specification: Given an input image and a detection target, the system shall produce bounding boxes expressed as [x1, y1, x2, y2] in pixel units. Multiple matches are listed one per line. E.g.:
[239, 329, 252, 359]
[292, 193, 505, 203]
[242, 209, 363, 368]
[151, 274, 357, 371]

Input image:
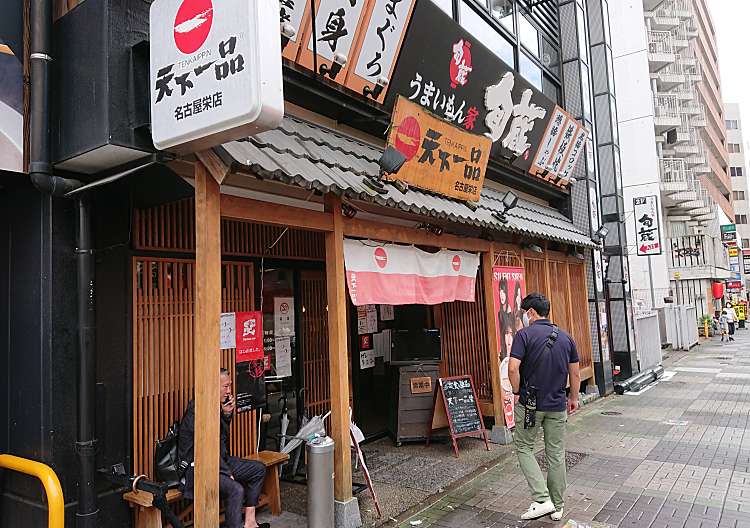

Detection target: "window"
[430, 0, 454, 16]
[729, 143, 742, 153]
[743, 238, 750, 249]
[734, 191, 746, 201]
[460, 2, 515, 67]
[731, 166, 745, 177]
[736, 214, 748, 225]
[726, 120, 739, 130]
[490, 0, 514, 33]
[519, 51, 543, 90]
[518, 15, 539, 57]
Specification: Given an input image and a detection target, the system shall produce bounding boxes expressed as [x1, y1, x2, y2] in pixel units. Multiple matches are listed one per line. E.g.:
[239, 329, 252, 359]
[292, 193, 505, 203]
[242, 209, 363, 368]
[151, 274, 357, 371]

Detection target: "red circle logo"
[452, 255, 461, 272]
[174, 0, 214, 55]
[280, 302, 289, 315]
[374, 247, 388, 269]
[394, 116, 421, 161]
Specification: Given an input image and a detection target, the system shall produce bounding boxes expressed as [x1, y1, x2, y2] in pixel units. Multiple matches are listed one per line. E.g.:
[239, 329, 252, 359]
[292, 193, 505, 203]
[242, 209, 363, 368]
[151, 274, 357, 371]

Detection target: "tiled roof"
[218, 116, 594, 247]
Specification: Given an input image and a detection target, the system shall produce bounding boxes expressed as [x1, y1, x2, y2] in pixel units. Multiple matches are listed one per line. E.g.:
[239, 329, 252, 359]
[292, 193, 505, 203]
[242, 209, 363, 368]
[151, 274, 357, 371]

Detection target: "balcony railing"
[660, 158, 689, 184]
[654, 93, 681, 119]
[648, 30, 675, 55]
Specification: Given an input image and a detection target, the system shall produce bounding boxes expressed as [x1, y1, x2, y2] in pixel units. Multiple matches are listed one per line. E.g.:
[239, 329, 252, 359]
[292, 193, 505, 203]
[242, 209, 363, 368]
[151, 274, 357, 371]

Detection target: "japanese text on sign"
[386, 96, 491, 202]
[633, 196, 662, 256]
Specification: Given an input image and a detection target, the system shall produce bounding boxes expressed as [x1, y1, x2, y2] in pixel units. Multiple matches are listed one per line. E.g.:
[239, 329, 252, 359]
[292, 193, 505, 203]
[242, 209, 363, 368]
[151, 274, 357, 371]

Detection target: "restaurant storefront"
[1, 0, 604, 526]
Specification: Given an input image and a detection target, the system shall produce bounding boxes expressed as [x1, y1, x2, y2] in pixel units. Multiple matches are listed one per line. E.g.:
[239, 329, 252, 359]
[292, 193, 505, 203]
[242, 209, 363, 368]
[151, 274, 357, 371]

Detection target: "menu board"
[427, 375, 489, 457]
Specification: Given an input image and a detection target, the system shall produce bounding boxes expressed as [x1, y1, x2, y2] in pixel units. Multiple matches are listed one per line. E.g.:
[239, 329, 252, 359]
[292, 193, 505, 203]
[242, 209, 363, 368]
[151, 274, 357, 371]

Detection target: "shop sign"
[744, 252, 750, 274]
[410, 376, 433, 394]
[387, 96, 491, 201]
[343, 238, 480, 306]
[150, 0, 283, 152]
[674, 247, 700, 258]
[384, 0, 586, 187]
[633, 196, 662, 256]
[278, 0, 309, 60]
[728, 247, 740, 258]
[598, 301, 610, 363]
[735, 303, 747, 321]
[727, 280, 743, 291]
[721, 224, 737, 246]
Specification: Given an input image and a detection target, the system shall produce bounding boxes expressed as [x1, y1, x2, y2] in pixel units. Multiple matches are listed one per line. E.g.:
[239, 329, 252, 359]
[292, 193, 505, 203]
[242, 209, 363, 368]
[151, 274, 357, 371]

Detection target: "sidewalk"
[394, 330, 750, 528]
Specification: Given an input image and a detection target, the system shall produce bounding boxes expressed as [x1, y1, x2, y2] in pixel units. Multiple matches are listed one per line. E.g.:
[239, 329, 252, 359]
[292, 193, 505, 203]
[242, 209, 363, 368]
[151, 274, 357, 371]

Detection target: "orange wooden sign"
[410, 376, 433, 394]
[386, 96, 492, 203]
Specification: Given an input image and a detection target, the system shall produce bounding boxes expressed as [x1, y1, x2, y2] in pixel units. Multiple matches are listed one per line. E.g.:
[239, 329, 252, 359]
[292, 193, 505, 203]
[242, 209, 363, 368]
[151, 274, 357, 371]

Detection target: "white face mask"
[522, 311, 530, 328]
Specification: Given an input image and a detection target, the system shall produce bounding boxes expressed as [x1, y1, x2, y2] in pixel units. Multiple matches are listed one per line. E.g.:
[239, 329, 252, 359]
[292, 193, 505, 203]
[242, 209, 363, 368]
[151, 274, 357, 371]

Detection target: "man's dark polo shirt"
[510, 319, 579, 412]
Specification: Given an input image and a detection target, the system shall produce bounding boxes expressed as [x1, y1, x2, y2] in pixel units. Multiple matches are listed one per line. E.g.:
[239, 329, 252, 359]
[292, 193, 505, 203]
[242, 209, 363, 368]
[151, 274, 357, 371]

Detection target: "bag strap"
[522, 325, 559, 389]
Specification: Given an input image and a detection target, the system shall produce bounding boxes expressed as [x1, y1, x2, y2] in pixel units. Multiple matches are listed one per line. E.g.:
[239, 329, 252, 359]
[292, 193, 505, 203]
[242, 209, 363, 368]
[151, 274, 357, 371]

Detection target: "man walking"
[725, 302, 738, 341]
[508, 293, 580, 521]
[179, 368, 269, 528]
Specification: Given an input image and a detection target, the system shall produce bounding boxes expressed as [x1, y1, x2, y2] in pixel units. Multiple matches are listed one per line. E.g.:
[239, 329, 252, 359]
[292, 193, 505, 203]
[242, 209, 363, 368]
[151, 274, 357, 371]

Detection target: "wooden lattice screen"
[132, 257, 259, 478]
[436, 268, 492, 402]
[567, 262, 594, 372]
[134, 198, 325, 260]
[299, 271, 331, 418]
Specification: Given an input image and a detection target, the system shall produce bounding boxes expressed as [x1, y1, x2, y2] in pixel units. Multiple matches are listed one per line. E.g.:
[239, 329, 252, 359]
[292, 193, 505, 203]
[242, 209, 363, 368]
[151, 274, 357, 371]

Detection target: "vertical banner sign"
[492, 266, 526, 430]
[633, 196, 662, 256]
[345, 0, 417, 103]
[278, 0, 310, 60]
[235, 311, 264, 361]
[149, 0, 283, 153]
[743, 251, 750, 274]
[234, 311, 266, 412]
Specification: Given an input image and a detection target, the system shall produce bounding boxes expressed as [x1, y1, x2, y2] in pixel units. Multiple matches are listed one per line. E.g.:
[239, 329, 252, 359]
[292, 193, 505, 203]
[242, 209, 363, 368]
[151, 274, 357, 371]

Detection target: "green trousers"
[513, 404, 568, 510]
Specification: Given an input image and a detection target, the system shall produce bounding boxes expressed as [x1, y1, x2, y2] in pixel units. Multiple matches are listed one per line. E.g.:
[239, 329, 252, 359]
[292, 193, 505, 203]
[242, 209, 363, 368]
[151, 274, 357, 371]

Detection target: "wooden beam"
[196, 150, 231, 186]
[343, 218, 491, 252]
[324, 194, 353, 502]
[481, 245, 504, 425]
[193, 161, 221, 526]
[220, 194, 334, 232]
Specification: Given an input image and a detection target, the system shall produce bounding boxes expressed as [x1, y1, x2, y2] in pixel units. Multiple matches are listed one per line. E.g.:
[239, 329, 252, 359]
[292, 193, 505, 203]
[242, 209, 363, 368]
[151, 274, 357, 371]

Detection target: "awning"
[217, 115, 595, 248]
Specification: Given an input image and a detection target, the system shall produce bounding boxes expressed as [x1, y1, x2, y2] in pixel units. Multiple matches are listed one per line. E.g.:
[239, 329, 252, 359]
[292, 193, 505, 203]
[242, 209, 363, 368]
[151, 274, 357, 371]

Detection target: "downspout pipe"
[28, 0, 97, 526]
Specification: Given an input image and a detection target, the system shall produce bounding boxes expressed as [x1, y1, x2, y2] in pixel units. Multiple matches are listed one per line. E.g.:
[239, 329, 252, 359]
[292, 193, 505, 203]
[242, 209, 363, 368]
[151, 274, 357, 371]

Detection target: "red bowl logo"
[174, 0, 214, 55]
[452, 255, 461, 272]
[394, 116, 421, 161]
[374, 247, 388, 269]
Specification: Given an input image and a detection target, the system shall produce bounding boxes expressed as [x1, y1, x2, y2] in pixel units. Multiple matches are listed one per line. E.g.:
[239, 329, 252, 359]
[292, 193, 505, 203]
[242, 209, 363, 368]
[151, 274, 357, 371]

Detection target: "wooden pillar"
[481, 246, 504, 425]
[193, 160, 222, 526]
[324, 194, 353, 502]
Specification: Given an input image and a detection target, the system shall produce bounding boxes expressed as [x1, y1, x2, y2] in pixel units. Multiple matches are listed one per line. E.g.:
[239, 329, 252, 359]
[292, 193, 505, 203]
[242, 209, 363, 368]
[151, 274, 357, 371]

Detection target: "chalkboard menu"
[427, 375, 489, 457]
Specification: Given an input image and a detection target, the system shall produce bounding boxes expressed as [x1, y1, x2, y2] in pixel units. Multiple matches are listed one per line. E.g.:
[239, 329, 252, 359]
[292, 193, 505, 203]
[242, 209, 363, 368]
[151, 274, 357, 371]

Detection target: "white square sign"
[150, 0, 283, 153]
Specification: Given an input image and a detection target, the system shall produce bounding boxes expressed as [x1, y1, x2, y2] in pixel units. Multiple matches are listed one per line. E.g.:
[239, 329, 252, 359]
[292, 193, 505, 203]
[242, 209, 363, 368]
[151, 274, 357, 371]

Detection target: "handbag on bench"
[154, 422, 188, 488]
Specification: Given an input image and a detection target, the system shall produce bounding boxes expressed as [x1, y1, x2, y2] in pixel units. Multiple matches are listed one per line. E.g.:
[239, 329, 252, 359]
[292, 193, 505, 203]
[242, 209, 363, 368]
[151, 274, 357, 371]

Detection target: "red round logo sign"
[450, 39, 473, 89]
[374, 247, 388, 269]
[452, 255, 461, 272]
[173, 0, 214, 55]
[394, 116, 421, 161]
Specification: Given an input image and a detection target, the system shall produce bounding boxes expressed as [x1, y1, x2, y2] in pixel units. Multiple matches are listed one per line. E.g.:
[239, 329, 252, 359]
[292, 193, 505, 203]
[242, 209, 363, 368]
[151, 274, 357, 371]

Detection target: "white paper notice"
[360, 349, 375, 369]
[379, 304, 394, 321]
[366, 305, 378, 333]
[373, 330, 393, 359]
[357, 306, 369, 335]
[220, 312, 236, 349]
[275, 337, 292, 378]
[274, 297, 295, 337]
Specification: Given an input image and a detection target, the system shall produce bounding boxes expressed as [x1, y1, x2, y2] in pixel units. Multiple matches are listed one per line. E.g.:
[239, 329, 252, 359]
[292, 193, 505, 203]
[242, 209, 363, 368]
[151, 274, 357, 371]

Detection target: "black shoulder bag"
[154, 422, 188, 488]
[522, 326, 559, 429]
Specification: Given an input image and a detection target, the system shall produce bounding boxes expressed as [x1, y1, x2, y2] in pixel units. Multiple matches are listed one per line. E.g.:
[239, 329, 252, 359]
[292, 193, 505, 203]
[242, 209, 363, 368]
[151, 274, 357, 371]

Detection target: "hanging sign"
[235, 311, 264, 362]
[384, 0, 586, 188]
[426, 376, 490, 458]
[149, 0, 283, 152]
[410, 376, 433, 394]
[344, 239, 480, 306]
[633, 196, 662, 256]
[387, 96, 492, 202]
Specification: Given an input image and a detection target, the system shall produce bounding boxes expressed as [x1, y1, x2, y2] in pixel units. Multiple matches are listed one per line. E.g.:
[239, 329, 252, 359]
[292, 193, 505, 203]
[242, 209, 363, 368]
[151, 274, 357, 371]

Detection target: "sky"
[709, 0, 750, 139]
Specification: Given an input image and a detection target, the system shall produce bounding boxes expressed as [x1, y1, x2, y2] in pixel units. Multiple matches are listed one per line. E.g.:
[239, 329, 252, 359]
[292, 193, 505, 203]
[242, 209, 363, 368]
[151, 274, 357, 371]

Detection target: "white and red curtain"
[343, 239, 480, 306]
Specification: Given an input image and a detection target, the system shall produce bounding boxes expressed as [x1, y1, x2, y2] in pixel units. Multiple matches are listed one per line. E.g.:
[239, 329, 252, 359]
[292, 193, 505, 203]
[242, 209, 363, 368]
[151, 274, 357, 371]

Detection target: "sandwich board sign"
[426, 376, 489, 457]
[150, 0, 284, 153]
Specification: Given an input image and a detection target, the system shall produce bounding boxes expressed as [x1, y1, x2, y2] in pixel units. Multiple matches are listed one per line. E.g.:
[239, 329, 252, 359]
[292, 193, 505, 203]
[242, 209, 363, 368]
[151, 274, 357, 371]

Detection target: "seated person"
[178, 368, 269, 528]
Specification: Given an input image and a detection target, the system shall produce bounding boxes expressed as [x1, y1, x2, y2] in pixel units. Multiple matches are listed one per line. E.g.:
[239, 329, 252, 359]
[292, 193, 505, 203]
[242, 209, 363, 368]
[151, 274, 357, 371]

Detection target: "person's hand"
[222, 395, 236, 415]
[567, 398, 579, 415]
[513, 394, 520, 404]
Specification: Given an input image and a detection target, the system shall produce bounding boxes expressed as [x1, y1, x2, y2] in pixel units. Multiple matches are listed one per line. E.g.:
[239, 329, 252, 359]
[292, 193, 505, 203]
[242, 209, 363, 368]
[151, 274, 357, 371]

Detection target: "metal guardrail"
[648, 31, 674, 54]
[0, 454, 65, 528]
[654, 93, 680, 119]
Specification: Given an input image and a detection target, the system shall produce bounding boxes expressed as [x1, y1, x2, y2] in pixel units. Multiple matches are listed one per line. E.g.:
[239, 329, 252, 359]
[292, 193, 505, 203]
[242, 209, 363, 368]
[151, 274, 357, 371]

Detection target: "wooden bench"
[124, 450, 290, 528]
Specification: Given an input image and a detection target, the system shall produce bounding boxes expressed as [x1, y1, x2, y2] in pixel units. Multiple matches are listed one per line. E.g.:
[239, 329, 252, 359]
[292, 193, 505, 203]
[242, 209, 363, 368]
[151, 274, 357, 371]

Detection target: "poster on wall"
[220, 312, 236, 349]
[633, 196, 662, 256]
[492, 266, 525, 430]
[598, 301, 610, 363]
[234, 311, 267, 411]
[235, 311, 264, 362]
[274, 297, 295, 337]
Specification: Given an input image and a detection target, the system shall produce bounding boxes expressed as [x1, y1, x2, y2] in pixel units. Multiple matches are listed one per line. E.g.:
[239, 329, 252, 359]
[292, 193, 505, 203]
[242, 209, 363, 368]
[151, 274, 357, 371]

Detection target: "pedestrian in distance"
[725, 303, 737, 341]
[508, 293, 581, 522]
[720, 310, 729, 343]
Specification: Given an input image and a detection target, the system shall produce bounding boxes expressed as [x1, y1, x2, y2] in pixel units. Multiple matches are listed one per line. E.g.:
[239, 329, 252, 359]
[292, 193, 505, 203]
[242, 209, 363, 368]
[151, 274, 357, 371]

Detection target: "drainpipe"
[28, 0, 98, 526]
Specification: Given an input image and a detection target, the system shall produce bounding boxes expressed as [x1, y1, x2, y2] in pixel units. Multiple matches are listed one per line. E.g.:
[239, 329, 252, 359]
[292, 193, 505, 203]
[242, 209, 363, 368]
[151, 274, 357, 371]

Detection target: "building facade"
[726, 103, 750, 294]
[1, 0, 628, 526]
[612, 0, 732, 321]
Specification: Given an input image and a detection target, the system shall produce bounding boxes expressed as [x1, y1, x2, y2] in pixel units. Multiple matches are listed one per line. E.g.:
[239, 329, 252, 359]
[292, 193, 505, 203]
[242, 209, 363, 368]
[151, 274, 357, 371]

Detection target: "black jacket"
[178, 400, 234, 496]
